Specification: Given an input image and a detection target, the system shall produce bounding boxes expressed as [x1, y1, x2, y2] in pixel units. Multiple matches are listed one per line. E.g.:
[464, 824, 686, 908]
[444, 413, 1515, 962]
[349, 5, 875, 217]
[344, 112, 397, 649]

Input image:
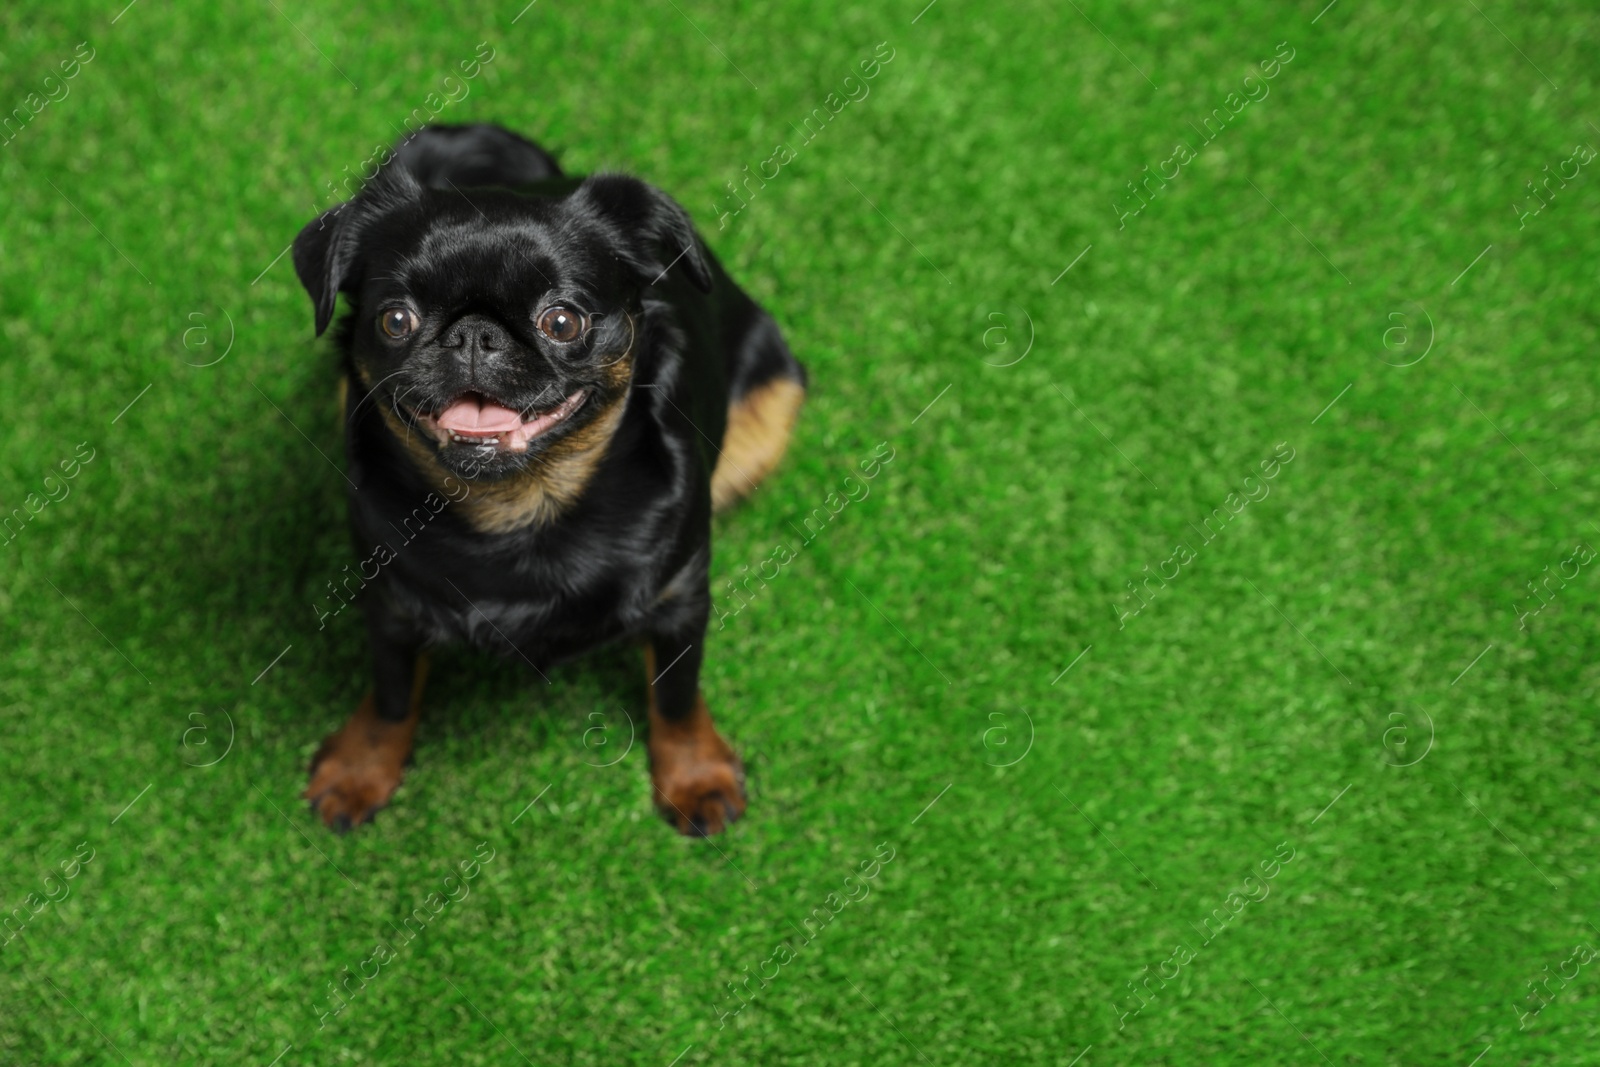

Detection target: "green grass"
[2, 1, 1598, 1063]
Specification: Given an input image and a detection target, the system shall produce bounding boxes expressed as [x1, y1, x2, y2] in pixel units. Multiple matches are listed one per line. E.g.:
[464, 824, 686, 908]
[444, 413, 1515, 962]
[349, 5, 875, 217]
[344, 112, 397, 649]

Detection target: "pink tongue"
[436, 397, 523, 434]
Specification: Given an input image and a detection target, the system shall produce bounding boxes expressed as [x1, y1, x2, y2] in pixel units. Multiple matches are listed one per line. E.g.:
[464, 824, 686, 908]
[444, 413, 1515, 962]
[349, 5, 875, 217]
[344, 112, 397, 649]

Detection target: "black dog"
[290, 124, 805, 835]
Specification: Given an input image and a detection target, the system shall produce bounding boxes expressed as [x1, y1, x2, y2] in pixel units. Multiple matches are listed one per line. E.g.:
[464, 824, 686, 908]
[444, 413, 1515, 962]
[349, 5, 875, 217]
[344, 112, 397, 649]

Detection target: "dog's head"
[292, 166, 711, 480]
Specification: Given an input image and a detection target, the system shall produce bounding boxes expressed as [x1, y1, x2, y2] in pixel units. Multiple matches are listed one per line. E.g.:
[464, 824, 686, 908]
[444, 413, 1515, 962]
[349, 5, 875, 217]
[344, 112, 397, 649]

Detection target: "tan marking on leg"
[712, 377, 805, 513]
[643, 645, 746, 835]
[303, 655, 431, 832]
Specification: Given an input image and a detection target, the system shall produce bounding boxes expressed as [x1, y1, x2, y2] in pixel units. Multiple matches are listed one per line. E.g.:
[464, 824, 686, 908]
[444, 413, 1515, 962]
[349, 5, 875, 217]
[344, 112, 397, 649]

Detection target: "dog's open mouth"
[415, 390, 588, 452]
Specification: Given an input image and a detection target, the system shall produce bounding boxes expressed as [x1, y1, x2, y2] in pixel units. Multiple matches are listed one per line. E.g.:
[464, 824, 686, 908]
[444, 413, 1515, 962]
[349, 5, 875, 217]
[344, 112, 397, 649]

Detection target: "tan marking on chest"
[367, 394, 625, 535]
[359, 347, 631, 536]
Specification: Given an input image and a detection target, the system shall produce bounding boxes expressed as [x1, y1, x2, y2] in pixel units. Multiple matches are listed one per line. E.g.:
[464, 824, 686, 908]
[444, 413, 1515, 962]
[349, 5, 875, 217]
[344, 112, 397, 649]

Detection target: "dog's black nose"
[439, 314, 512, 353]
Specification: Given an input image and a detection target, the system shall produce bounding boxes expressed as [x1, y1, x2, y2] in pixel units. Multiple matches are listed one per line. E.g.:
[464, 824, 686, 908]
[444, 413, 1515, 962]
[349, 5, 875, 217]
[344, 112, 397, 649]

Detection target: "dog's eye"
[537, 307, 585, 343]
[379, 307, 418, 339]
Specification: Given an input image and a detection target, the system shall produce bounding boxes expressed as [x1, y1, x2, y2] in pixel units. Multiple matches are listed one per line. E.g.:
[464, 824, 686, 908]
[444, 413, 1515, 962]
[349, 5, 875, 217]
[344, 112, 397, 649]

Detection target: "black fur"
[290, 124, 803, 808]
[389, 122, 562, 189]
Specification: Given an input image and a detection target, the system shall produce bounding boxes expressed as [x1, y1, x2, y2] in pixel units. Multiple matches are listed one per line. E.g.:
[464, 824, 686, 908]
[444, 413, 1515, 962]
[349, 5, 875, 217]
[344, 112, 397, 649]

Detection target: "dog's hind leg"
[711, 312, 806, 512]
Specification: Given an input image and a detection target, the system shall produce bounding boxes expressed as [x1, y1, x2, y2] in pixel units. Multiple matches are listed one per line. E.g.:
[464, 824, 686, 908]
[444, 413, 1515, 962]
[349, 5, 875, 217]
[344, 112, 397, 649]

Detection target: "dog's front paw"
[302, 695, 415, 832]
[649, 725, 747, 837]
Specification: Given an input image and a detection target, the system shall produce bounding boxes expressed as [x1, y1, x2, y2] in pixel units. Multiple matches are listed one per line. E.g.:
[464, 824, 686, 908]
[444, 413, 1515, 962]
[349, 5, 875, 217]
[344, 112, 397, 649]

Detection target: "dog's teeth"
[448, 430, 499, 449]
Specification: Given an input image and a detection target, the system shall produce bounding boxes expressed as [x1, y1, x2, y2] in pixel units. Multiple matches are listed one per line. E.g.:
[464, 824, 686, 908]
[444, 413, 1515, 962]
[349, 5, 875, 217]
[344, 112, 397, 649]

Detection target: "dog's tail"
[388, 123, 563, 189]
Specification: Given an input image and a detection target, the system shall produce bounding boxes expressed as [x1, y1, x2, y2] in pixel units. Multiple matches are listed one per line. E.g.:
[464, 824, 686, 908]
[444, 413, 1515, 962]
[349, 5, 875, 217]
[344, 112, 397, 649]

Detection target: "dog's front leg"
[304, 605, 428, 832]
[645, 603, 746, 836]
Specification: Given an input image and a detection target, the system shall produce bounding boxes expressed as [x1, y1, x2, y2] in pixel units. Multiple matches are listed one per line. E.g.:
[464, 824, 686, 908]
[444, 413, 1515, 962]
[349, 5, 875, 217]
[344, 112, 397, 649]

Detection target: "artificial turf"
[2, 1, 1597, 1063]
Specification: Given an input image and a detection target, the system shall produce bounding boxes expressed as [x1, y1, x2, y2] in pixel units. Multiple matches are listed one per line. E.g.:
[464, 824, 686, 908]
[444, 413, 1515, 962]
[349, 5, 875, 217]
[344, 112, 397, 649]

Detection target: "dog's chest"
[380, 535, 652, 662]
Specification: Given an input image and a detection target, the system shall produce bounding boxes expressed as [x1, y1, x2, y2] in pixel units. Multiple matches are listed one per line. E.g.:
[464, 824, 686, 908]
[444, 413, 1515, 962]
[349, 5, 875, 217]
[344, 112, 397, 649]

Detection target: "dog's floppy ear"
[291, 206, 353, 337]
[571, 174, 713, 293]
[291, 164, 425, 337]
